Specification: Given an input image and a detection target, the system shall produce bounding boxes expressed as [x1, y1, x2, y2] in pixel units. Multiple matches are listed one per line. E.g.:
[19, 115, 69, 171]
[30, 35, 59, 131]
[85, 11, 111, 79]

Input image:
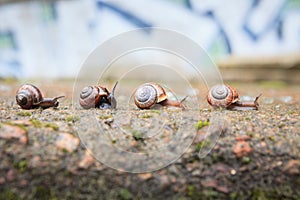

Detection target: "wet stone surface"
[0, 81, 299, 199]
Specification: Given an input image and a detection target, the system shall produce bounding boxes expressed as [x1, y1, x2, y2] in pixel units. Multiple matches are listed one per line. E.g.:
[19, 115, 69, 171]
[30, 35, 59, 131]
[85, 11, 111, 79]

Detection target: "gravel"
[0, 81, 299, 199]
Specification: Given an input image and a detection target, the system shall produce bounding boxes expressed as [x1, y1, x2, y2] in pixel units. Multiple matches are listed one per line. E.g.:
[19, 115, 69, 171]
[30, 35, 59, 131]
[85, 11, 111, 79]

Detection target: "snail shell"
[79, 86, 109, 109]
[134, 83, 167, 109]
[207, 84, 239, 108]
[16, 84, 43, 109]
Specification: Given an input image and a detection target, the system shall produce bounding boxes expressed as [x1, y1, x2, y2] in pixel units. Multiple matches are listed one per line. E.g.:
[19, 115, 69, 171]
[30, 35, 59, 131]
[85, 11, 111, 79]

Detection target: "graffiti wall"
[0, 0, 300, 78]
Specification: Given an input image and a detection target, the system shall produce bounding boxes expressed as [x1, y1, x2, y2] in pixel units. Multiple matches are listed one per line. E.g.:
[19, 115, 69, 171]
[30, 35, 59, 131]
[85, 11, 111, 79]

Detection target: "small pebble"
[55, 133, 80, 153]
[0, 124, 28, 144]
[230, 169, 236, 175]
[0, 177, 5, 185]
[78, 152, 95, 169]
[235, 135, 251, 141]
[138, 173, 152, 180]
[283, 160, 300, 175]
[233, 141, 252, 157]
[6, 169, 16, 182]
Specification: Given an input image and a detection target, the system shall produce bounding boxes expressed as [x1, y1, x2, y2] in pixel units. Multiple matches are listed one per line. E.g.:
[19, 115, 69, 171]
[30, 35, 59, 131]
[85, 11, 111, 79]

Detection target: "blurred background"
[0, 0, 300, 82]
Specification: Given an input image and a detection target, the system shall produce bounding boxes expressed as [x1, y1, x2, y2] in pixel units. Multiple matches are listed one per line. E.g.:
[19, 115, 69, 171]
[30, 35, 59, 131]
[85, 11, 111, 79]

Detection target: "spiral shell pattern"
[79, 86, 102, 109]
[134, 84, 158, 109]
[16, 84, 43, 109]
[207, 84, 239, 108]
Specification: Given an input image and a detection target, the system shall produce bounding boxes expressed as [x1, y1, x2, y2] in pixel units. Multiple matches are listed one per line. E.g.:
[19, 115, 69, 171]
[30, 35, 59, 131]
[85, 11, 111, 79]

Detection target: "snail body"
[207, 84, 260, 110]
[16, 84, 64, 109]
[134, 83, 185, 109]
[79, 82, 118, 109]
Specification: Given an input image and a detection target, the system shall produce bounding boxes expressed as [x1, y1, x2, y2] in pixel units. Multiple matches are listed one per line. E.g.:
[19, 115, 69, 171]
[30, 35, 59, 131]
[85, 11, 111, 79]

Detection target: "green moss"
[202, 189, 219, 198]
[195, 140, 213, 152]
[65, 115, 79, 122]
[247, 132, 254, 137]
[141, 114, 151, 118]
[287, 110, 297, 115]
[18, 160, 27, 172]
[0, 77, 18, 84]
[3, 122, 27, 132]
[258, 81, 287, 89]
[29, 119, 59, 131]
[296, 178, 300, 186]
[230, 192, 238, 200]
[0, 189, 21, 200]
[212, 153, 225, 163]
[150, 110, 161, 114]
[196, 141, 205, 152]
[251, 188, 268, 200]
[32, 186, 51, 199]
[30, 119, 43, 128]
[242, 156, 251, 164]
[44, 123, 59, 131]
[132, 130, 143, 141]
[118, 189, 132, 200]
[98, 115, 113, 120]
[186, 186, 222, 199]
[268, 135, 275, 142]
[111, 139, 117, 144]
[62, 148, 69, 153]
[16, 111, 32, 117]
[186, 185, 196, 197]
[195, 120, 210, 130]
[64, 170, 71, 176]
[49, 189, 58, 200]
[245, 116, 251, 121]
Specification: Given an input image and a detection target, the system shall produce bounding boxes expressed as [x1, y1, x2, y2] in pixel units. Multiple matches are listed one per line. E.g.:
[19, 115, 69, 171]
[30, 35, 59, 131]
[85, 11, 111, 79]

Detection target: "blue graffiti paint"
[41, 1, 58, 23]
[242, 0, 286, 41]
[185, 0, 192, 10]
[8, 60, 21, 73]
[96, 1, 152, 31]
[0, 31, 18, 50]
[0, 60, 22, 78]
[202, 11, 232, 54]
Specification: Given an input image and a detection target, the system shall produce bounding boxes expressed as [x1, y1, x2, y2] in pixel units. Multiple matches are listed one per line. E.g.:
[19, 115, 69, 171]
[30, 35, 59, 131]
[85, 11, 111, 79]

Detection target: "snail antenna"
[53, 96, 65, 101]
[254, 93, 262, 106]
[180, 95, 188, 103]
[111, 81, 118, 96]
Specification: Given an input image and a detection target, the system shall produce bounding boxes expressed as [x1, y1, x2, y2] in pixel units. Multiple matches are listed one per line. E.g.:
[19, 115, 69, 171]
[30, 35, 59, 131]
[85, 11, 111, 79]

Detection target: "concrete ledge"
[218, 53, 300, 82]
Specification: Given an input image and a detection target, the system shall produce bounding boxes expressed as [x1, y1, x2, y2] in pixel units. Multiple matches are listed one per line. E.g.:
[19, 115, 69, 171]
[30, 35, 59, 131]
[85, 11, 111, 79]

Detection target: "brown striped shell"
[16, 84, 43, 109]
[207, 84, 239, 108]
[134, 83, 167, 109]
[79, 82, 118, 109]
[79, 86, 109, 109]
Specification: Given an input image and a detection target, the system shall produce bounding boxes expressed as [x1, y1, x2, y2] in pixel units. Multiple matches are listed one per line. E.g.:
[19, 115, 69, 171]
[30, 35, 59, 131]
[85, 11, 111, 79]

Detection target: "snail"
[207, 84, 261, 110]
[16, 84, 64, 109]
[79, 82, 118, 109]
[134, 82, 186, 109]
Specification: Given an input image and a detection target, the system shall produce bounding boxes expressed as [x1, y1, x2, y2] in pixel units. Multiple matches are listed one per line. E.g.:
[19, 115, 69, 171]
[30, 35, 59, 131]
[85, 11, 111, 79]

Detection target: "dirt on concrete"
[0, 80, 299, 200]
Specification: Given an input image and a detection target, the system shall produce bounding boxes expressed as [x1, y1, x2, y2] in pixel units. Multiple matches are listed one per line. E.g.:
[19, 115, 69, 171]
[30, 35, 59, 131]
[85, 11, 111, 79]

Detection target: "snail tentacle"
[108, 81, 118, 109]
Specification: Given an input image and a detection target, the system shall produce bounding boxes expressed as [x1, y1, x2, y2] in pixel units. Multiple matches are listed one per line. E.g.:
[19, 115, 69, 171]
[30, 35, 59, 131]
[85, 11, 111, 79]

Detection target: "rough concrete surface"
[0, 80, 299, 199]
